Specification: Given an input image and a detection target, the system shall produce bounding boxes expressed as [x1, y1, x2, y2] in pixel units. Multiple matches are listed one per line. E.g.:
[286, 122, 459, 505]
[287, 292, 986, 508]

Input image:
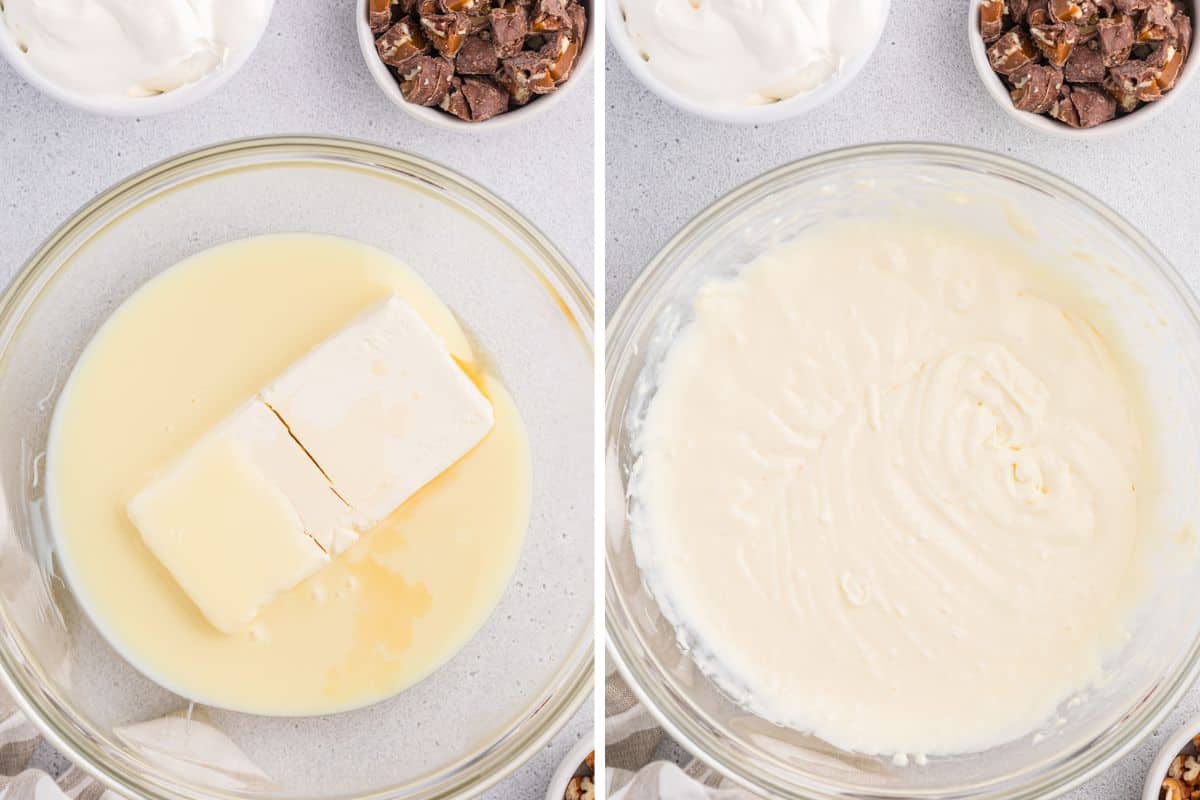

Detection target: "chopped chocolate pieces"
[1050, 85, 1082, 123]
[461, 77, 510, 119]
[1072, 82, 1119, 122]
[441, 77, 472, 119]
[981, 0, 1007, 41]
[502, 50, 558, 95]
[989, 29, 1041, 74]
[370, 0, 398, 33]
[421, 13, 470, 57]
[1031, 21, 1079, 65]
[400, 55, 455, 105]
[369, 0, 587, 122]
[1051, 0, 1086, 21]
[489, 4, 529, 56]
[1138, 0, 1177, 40]
[1098, 12, 1136, 63]
[568, 2, 587, 38]
[1028, 0, 1052, 25]
[542, 29, 581, 81]
[978, 0, 1193, 128]
[1011, 63, 1064, 110]
[530, 0, 570, 32]
[1065, 40, 1108, 78]
[456, 34, 498, 73]
[377, 20, 429, 68]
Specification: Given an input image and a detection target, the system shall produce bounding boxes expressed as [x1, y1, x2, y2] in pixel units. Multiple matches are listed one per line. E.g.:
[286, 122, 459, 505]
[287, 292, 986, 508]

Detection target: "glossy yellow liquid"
[46, 234, 532, 716]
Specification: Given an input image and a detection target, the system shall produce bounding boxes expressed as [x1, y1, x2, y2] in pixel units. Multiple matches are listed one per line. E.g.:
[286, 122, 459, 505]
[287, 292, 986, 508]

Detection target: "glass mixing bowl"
[0, 136, 593, 800]
[606, 143, 1200, 800]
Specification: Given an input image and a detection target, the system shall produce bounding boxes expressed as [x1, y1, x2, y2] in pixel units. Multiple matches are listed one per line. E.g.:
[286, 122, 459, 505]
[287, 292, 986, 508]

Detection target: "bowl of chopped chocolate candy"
[1143, 715, 1200, 800]
[970, 0, 1197, 135]
[357, 0, 591, 128]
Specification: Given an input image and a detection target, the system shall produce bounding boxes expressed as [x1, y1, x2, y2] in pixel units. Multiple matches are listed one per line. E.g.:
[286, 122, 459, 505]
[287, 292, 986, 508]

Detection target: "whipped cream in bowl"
[0, 0, 273, 115]
[607, 0, 889, 122]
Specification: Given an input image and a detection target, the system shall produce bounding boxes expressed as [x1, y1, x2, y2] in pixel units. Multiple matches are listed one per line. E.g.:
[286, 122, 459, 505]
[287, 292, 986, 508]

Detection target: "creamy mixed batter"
[634, 220, 1154, 758]
[47, 235, 531, 716]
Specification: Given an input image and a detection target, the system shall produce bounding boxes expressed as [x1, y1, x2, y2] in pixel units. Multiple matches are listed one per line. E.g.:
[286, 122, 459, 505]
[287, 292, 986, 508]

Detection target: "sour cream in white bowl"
[0, 0, 273, 116]
[607, 0, 889, 123]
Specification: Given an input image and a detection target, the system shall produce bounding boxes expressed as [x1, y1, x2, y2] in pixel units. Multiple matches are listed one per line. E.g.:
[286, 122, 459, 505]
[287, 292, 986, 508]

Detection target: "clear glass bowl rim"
[0, 135, 595, 800]
[605, 141, 1200, 800]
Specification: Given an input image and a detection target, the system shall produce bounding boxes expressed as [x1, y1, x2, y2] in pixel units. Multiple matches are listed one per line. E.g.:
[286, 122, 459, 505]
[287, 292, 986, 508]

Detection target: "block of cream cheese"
[261, 296, 495, 526]
[127, 295, 494, 633]
[127, 428, 329, 633]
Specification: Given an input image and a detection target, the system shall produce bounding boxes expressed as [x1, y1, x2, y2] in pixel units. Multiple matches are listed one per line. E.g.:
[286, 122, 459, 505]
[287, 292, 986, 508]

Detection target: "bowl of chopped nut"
[356, 0, 591, 129]
[545, 735, 595, 800]
[969, 0, 1197, 136]
[1144, 716, 1200, 800]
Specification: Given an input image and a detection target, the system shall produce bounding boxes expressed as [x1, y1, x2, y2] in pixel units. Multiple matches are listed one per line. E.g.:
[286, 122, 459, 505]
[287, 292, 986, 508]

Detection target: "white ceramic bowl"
[1142, 714, 1200, 800]
[356, 0, 594, 131]
[967, 0, 1199, 138]
[606, 0, 890, 124]
[0, 2, 274, 116]
[543, 735, 595, 800]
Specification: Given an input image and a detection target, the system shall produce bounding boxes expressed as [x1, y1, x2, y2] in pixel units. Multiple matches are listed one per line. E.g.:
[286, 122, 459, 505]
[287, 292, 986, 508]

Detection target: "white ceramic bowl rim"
[966, 0, 1200, 139]
[355, 0, 595, 132]
[0, 134, 594, 800]
[604, 0, 892, 124]
[0, 1, 275, 116]
[606, 141, 1200, 800]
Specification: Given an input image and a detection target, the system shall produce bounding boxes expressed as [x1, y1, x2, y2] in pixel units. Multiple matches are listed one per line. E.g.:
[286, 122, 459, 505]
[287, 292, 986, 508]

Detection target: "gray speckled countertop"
[0, 0, 593, 797]
[605, 1, 1200, 797]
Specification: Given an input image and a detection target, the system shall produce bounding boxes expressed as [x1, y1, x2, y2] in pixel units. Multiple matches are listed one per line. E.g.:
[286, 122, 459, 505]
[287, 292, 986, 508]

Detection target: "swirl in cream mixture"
[634, 220, 1152, 758]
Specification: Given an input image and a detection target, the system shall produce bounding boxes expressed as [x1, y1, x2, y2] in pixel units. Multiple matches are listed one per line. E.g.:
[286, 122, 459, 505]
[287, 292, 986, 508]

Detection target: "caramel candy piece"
[1065, 41, 1107, 79]
[441, 0, 490, 32]
[1109, 58, 1162, 99]
[1050, 0, 1084, 20]
[1138, 0, 1177, 41]
[541, 30, 580, 82]
[1149, 41, 1185, 91]
[399, 55, 455, 104]
[981, 0, 1006, 42]
[1028, 0, 1051, 25]
[1103, 68, 1141, 109]
[1050, 85, 1082, 124]
[1098, 12, 1135, 64]
[369, 0, 395, 33]
[440, 77, 472, 119]
[456, 34, 499, 74]
[489, 4, 529, 57]
[421, 12, 470, 56]
[1031, 22, 1079, 65]
[988, 29, 1040, 74]
[501, 51, 558, 96]
[376, 20, 429, 68]
[1071, 84, 1118, 123]
[440, 0, 487, 14]
[530, 0, 570, 32]
[1010, 63, 1064, 111]
[495, 65, 532, 103]
[461, 77, 511, 120]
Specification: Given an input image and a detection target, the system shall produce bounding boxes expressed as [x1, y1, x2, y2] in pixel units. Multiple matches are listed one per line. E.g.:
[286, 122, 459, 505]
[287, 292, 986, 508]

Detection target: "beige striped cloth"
[0, 689, 273, 800]
[0, 689, 115, 800]
[606, 665, 758, 799]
